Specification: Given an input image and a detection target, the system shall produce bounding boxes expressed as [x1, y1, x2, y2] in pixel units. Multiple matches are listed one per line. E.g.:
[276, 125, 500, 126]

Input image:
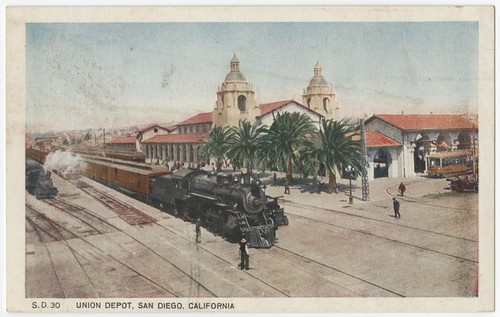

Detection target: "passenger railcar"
[85, 156, 169, 197]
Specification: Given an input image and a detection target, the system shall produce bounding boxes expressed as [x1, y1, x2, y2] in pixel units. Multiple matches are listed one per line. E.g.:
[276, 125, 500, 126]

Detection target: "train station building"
[364, 114, 478, 180]
[107, 55, 478, 180]
[131, 55, 337, 166]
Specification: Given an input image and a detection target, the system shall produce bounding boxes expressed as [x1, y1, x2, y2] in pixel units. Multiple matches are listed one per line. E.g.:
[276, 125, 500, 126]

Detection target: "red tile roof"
[369, 114, 477, 131]
[108, 136, 136, 144]
[259, 99, 323, 118]
[142, 133, 208, 144]
[136, 124, 171, 133]
[259, 100, 295, 116]
[176, 112, 213, 126]
[365, 131, 401, 147]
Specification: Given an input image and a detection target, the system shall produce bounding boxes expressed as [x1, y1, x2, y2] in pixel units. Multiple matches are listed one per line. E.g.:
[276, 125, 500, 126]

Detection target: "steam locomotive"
[26, 157, 58, 199]
[151, 169, 288, 248]
[26, 148, 288, 248]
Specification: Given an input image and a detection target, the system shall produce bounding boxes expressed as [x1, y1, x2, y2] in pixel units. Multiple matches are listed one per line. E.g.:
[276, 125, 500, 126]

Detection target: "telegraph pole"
[360, 119, 370, 201]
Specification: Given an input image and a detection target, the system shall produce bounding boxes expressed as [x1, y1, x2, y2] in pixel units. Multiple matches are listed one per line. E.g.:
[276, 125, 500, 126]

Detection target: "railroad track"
[28, 197, 215, 298]
[285, 199, 477, 244]
[384, 180, 478, 212]
[71, 180, 157, 225]
[282, 201, 477, 264]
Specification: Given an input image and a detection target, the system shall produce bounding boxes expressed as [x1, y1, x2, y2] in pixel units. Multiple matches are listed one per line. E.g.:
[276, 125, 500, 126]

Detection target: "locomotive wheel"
[450, 185, 457, 192]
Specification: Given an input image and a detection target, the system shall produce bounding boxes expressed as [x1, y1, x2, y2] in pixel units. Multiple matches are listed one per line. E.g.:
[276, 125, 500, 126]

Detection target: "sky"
[26, 22, 478, 133]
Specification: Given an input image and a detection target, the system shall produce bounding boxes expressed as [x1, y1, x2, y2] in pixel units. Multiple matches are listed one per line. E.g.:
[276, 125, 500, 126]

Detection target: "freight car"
[25, 156, 58, 199]
[150, 169, 287, 248]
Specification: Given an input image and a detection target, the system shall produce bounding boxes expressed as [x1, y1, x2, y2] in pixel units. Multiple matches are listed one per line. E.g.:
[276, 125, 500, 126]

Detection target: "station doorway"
[373, 149, 391, 178]
[413, 133, 430, 173]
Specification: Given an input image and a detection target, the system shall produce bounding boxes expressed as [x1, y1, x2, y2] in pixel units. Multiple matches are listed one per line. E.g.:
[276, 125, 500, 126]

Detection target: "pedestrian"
[284, 181, 290, 194]
[398, 182, 406, 196]
[273, 172, 277, 186]
[239, 238, 250, 270]
[195, 218, 201, 243]
[393, 197, 401, 218]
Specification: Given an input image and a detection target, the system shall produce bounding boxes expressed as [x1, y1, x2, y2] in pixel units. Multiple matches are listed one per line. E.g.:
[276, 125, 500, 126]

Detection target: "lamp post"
[347, 166, 354, 204]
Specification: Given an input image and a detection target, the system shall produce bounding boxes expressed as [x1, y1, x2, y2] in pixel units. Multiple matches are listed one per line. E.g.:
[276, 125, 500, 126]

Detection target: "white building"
[364, 114, 478, 179]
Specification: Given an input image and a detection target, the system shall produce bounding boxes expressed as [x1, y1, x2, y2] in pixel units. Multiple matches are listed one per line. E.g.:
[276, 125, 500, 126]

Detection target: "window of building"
[238, 95, 247, 112]
[323, 98, 330, 112]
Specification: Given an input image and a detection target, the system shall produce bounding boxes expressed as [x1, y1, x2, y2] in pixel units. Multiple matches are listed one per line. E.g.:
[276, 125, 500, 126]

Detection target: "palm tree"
[297, 138, 321, 180]
[199, 125, 233, 172]
[316, 118, 364, 190]
[263, 112, 317, 183]
[227, 120, 268, 178]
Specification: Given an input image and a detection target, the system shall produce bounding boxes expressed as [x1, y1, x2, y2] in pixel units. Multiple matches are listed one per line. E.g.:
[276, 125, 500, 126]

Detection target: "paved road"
[25, 172, 477, 298]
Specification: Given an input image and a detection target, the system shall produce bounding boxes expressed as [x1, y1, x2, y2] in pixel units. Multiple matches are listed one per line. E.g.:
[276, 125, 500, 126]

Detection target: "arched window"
[307, 98, 311, 109]
[238, 95, 247, 112]
[323, 98, 330, 112]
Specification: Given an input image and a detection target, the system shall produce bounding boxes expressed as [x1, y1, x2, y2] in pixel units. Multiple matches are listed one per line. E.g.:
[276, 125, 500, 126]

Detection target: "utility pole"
[360, 119, 370, 201]
[103, 128, 106, 149]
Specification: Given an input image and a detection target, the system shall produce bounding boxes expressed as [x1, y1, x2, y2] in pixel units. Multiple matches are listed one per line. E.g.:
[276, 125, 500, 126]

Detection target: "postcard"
[6, 5, 494, 313]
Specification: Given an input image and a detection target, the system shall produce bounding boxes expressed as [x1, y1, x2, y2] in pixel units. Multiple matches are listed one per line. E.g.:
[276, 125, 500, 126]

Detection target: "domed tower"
[213, 55, 259, 127]
[302, 62, 340, 120]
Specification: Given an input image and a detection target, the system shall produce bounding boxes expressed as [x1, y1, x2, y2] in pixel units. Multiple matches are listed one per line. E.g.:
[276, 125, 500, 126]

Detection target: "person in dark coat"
[398, 182, 406, 196]
[393, 197, 401, 218]
[195, 218, 201, 243]
[273, 173, 277, 186]
[284, 181, 290, 194]
[239, 238, 250, 270]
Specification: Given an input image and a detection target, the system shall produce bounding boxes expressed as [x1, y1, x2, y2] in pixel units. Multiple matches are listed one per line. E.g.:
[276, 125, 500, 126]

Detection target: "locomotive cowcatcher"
[151, 169, 286, 248]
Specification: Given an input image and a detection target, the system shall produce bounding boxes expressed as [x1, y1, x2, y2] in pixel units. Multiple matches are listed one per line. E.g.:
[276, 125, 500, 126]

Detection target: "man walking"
[195, 218, 201, 243]
[398, 182, 406, 196]
[284, 181, 290, 194]
[393, 197, 401, 218]
[239, 238, 250, 270]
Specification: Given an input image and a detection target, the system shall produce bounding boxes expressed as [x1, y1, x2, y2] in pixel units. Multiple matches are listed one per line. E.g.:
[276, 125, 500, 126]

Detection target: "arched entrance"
[373, 149, 391, 178]
[414, 133, 430, 173]
[435, 133, 452, 152]
[457, 132, 472, 150]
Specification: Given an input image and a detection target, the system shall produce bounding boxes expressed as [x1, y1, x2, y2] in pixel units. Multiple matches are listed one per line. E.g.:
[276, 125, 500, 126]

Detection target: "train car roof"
[427, 150, 472, 159]
[84, 156, 170, 176]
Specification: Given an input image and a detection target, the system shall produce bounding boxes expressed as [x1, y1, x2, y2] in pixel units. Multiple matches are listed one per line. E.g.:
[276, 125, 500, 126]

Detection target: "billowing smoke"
[44, 150, 87, 178]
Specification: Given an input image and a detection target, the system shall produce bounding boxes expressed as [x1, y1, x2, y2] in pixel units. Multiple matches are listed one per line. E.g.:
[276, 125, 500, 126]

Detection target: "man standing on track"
[393, 197, 401, 219]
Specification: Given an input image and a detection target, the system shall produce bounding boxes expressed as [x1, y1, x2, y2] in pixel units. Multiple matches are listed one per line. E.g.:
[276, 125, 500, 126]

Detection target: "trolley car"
[426, 150, 473, 177]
